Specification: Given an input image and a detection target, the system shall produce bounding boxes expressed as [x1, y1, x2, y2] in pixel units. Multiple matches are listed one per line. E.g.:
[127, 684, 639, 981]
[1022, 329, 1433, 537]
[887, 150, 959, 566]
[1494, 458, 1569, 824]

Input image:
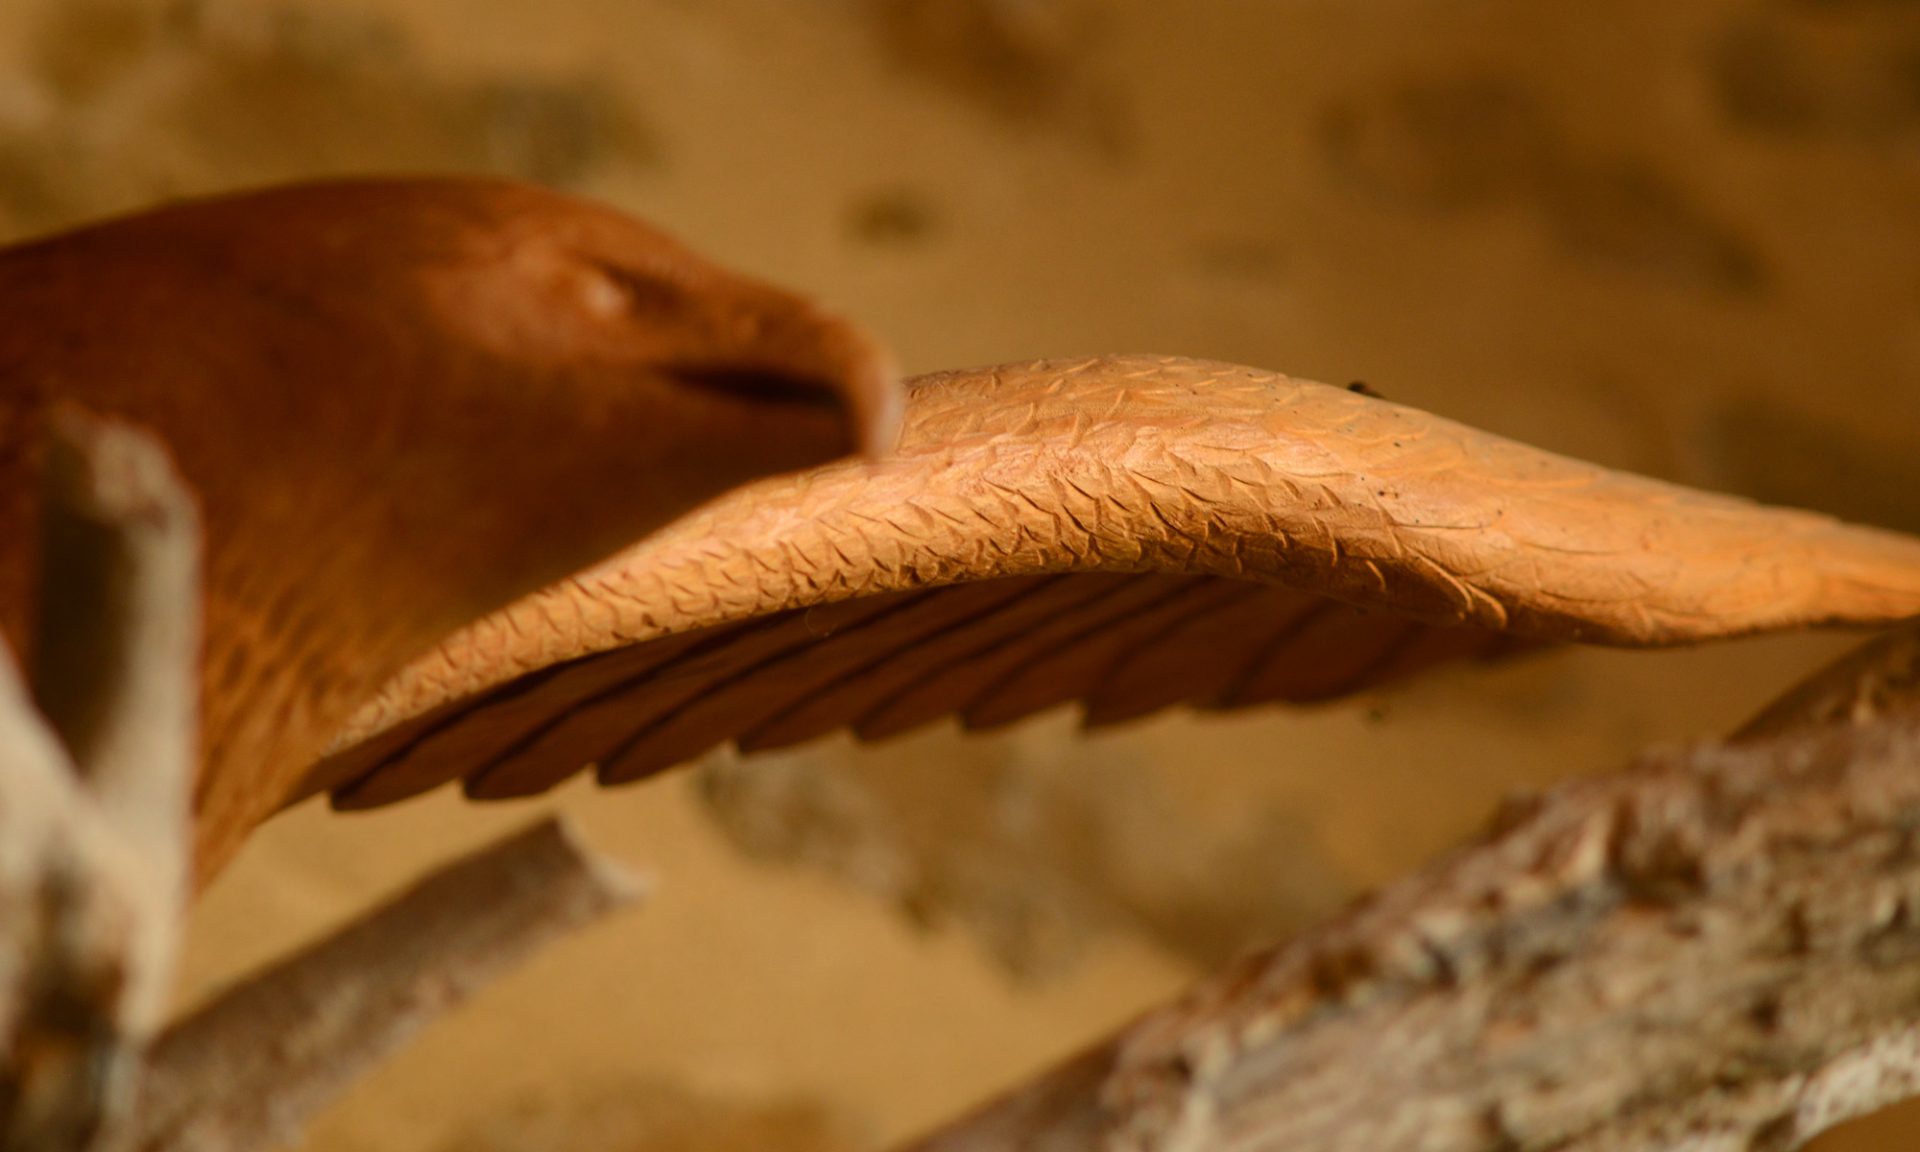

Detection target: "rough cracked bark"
[905, 630, 1920, 1152]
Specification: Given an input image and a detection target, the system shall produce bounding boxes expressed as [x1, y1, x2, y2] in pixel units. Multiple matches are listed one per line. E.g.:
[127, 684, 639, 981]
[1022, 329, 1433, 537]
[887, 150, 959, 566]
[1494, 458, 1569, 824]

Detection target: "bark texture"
[0, 178, 894, 881]
[904, 657, 1920, 1151]
[1736, 624, 1920, 742]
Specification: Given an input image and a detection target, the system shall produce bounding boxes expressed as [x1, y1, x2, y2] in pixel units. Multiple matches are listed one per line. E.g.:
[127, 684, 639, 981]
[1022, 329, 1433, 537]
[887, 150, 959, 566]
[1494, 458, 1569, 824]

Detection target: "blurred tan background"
[3, 1, 1918, 1148]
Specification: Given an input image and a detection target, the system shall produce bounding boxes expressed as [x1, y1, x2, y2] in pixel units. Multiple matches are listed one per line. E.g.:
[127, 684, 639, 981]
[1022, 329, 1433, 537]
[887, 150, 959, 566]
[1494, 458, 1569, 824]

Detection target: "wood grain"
[310, 354, 1920, 811]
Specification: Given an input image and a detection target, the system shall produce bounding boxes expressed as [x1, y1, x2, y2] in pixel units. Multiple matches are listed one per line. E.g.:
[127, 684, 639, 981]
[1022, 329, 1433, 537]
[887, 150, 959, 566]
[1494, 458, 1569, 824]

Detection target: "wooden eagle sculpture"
[5, 178, 1920, 884]
[0, 177, 897, 879]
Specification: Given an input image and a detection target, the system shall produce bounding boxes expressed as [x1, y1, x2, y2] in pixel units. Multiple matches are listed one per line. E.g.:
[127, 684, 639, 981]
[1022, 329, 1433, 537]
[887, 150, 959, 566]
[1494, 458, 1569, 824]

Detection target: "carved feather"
[310, 355, 1920, 810]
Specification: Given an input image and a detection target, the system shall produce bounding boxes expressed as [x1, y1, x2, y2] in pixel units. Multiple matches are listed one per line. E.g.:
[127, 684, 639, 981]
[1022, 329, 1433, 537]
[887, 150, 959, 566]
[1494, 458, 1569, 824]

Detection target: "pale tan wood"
[133, 818, 639, 1152]
[1, 415, 198, 1152]
[311, 354, 1920, 811]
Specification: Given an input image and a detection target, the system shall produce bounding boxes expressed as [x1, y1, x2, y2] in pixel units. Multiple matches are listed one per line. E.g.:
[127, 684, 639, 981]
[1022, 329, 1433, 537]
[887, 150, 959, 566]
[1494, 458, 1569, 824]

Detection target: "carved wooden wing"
[305, 355, 1920, 809]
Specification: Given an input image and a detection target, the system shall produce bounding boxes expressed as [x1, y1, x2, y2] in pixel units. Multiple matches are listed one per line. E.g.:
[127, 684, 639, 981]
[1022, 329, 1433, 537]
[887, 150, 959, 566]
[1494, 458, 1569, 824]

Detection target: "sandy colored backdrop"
[2, 1, 1917, 1148]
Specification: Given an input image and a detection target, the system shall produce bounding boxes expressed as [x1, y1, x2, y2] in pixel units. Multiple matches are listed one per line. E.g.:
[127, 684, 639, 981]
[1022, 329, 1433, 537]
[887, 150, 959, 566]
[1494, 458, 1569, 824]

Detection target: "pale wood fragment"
[0, 643, 136, 1152]
[1, 414, 199, 1152]
[134, 818, 641, 1152]
[32, 410, 200, 879]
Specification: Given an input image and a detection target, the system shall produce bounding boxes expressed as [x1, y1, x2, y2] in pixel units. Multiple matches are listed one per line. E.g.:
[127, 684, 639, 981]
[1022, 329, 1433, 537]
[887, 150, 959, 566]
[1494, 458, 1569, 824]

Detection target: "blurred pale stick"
[135, 818, 641, 1152]
[1, 416, 642, 1152]
[3, 413, 199, 1151]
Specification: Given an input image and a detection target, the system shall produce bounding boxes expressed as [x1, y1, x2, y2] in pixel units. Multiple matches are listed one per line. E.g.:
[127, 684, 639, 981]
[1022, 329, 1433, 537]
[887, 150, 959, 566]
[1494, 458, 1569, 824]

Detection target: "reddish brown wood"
[0, 178, 894, 879]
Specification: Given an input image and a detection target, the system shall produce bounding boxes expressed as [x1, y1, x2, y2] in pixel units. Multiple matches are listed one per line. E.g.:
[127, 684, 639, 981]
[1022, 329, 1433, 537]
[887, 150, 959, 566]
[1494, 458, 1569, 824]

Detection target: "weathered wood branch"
[1, 414, 200, 1152]
[134, 818, 642, 1152]
[1736, 623, 1920, 742]
[904, 667, 1920, 1152]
